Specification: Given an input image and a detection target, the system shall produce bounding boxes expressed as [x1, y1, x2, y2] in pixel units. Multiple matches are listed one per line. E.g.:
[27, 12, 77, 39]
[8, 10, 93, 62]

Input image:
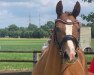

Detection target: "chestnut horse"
[32, 1, 87, 75]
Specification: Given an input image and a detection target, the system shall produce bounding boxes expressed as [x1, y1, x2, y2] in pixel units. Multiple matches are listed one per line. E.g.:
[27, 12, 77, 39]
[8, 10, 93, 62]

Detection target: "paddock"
[0, 50, 93, 75]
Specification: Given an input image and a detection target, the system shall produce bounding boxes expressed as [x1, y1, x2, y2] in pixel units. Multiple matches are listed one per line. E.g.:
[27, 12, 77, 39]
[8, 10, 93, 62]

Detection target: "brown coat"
[32, 42, 87, 75]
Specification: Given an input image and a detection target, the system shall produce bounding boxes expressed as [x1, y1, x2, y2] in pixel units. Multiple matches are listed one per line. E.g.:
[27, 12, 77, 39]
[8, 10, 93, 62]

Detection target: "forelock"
[65, 11, 72, 16]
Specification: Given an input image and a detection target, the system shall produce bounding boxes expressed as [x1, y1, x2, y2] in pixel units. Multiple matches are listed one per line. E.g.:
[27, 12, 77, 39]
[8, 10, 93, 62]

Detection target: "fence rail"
[0, 50, 40, 66]
[0, 50, 41, 53]
[0, 51, 93, 75]
[0, 60, 36, 62]
[84, 52, 94, 55]
[0, 50, 93, 65]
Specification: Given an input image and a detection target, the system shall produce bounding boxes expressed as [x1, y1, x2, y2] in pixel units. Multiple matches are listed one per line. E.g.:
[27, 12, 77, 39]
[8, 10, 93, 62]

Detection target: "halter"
[54, 18, 79, 58]
[55, 19, 79, 25]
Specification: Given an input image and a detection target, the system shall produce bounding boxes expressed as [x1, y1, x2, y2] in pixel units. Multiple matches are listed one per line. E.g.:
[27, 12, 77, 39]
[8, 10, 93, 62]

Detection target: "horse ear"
[72, 1, 80, 18]
[56, 0, 63, 17]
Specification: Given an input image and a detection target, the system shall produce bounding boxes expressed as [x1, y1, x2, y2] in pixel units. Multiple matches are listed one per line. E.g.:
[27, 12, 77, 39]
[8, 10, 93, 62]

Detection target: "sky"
[0, 0, 94, 28]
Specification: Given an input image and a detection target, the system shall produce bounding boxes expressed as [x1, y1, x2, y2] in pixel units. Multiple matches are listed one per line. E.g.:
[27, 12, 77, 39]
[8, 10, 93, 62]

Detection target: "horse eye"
[55, 27, 61, 33]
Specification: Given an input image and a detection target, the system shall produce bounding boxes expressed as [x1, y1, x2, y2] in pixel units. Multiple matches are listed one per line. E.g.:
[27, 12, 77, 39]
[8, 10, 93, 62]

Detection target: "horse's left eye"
[55, 27, 61, 33]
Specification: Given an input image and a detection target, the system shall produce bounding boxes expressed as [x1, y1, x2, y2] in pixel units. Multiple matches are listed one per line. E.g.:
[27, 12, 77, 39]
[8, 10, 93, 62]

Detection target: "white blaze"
[65, 19, 76, 61]
[67, 40, 76, 61]
[66, 19, 73, 35]
[67, 40, 75, 52]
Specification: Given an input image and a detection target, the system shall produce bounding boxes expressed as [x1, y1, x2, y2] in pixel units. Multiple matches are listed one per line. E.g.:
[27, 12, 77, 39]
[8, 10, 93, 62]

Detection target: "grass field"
[0, 38, 48, 71]
[0, 38, 93, 71]
[86, 39, 94, 63]
[0, 38, 48, 51]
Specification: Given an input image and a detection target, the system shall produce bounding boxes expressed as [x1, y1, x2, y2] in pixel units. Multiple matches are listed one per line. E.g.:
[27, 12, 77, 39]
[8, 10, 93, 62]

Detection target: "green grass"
[0, 53, 33, 71]
[0, 53, 33, 60]
[0, 62, 33, 71]
[0, 38, 48, 71]
[0, 38, 93, 71]
[86, 55, 93, 62]
[0, 38, 48, 51]
[84, 39, 94, 65]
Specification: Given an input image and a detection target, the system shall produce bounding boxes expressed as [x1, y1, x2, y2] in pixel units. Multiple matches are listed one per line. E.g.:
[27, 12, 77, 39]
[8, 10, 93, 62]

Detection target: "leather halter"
[54, 19, 79, 56]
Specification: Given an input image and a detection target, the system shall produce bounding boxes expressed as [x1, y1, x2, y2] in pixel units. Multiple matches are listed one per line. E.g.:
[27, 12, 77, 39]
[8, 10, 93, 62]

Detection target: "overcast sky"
[0, 0, 94, 28]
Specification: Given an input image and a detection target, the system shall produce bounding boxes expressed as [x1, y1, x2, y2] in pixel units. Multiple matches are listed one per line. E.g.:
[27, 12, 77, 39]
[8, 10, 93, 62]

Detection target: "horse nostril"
[64, 52, 69, 59]
[75, 52, 78, 57]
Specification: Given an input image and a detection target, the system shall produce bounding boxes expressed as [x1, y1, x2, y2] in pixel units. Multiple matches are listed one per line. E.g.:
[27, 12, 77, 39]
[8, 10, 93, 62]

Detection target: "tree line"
[0, 17, 94, 38]
[0, 21, 54, 38]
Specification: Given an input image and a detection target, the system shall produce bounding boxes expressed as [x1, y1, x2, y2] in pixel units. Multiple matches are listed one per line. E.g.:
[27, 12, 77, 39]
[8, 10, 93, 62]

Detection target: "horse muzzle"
[63, 51, 78, 63]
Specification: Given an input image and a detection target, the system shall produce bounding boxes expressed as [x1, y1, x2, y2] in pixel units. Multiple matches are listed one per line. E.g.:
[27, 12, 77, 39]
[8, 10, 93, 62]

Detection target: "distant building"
[79, 26, 91, 51]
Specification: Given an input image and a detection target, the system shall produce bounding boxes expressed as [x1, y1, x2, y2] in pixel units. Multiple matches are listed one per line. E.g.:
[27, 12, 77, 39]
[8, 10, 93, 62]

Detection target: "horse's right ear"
[56, 0, 63, 18]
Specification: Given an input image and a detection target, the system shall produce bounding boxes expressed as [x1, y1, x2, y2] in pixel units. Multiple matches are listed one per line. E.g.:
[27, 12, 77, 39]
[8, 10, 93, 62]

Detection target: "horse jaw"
[66, 40, 76, 61]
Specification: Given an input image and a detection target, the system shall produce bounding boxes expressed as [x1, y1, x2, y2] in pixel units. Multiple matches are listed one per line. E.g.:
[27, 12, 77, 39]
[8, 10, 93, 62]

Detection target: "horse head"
[53, 1, 81, 63]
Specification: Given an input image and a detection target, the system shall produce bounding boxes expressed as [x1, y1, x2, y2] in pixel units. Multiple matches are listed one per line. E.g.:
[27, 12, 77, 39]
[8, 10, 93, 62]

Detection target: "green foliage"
[32, 28, 45, 38]
[0, 29, 8, 37]
[41, 21, 54, 31]
[81, 12, 94, 38]
[8, 24, 19, 31]
[82, 12, 94, 22]
[0, 21, 54, 38]
[28, 23, 38, 31]
[82, 0, 93, 3]
[40, 21, 54, 37]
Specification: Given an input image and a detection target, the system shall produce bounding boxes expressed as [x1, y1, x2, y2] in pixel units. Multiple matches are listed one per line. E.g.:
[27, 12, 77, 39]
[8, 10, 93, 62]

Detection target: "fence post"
[33, 50, 37, 67]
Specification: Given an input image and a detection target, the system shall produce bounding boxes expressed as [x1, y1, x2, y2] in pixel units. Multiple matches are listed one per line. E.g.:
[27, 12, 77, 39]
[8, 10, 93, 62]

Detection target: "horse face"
[55, 1, 80, 62]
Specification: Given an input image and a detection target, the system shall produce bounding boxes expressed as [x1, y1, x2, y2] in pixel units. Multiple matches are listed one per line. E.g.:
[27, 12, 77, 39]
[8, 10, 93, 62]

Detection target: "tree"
[40, 21, 54, 37]
[0, 29, 8, 37]
[82, 12, 94, 22]
[46, 21, 55, 29]
[82, 0, 93, 2]
[0, 21, 54, 38]
[32, 28, 45, 38]
[8, 24, 19, 31]
[41, 21, 54, 31]
[28, 23, 37, 31]
[81, 12, 94, 38]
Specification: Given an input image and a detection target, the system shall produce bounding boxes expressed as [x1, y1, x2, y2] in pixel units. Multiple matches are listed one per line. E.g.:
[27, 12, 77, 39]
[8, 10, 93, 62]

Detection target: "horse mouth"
[63, 52, 78, 63]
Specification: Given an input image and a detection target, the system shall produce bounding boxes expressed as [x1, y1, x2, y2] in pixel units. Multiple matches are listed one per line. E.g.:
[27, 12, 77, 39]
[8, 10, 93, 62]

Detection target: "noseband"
[61, 35, 79, 49]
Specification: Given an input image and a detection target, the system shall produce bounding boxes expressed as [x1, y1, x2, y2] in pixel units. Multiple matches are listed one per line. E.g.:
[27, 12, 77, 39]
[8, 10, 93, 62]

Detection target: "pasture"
[0, 38, 48, 51]
[0, 38, 48, 71]
[0, 38, 93, 71]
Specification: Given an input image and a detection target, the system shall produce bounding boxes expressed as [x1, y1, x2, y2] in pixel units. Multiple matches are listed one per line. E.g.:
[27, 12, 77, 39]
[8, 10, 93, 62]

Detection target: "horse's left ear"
[72, 1, 81, 18]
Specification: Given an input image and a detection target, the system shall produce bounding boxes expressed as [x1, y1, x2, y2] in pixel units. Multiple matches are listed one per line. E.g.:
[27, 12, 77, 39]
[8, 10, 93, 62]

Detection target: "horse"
[32, 1, 88, 75]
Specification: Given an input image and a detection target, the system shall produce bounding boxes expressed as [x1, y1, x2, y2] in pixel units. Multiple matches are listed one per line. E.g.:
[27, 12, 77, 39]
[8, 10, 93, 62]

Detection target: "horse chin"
[63, 52, 78, 63]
